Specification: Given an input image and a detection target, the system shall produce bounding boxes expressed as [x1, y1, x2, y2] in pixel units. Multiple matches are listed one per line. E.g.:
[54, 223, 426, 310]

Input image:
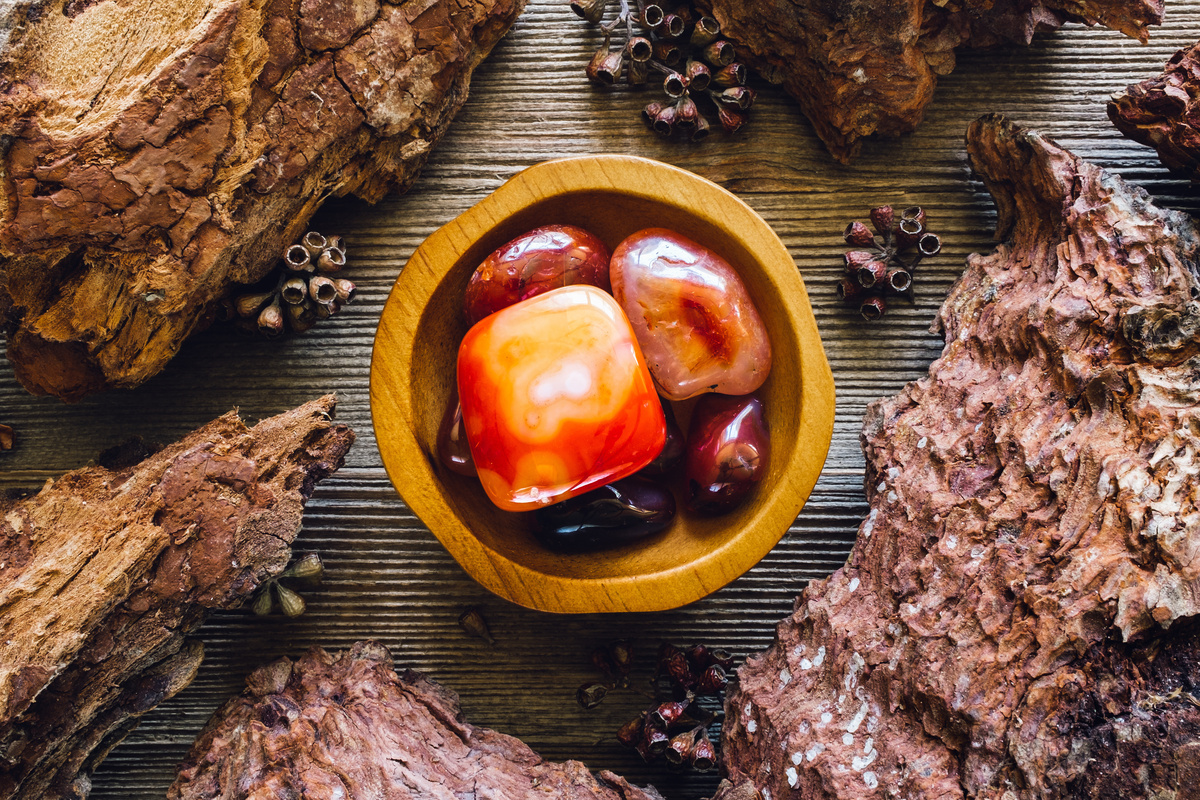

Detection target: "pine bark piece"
[0, 396, 355, 800]
[1109, 41, 1200, 180]
[0, 0, 525, 401]
[717, 114, 1200, 800]
[170, 641, 665, 800]
[696, 0, 1161, 163]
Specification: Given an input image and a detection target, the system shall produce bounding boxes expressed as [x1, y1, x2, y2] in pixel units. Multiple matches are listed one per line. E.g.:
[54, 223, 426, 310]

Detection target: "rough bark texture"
[1109, 41, 1200, 181]
[0, 0, 525, 401]
[717, 114, 1200, 800]
[697, 0, 1161, 163]
[0, 396, 354, 800]
[170, 641, 665, 800]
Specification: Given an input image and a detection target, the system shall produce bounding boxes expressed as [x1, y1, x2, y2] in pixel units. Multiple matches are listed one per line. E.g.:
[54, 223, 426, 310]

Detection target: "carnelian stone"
[463, 225, 611, 326]
[610, 228, 772, 401]
[457, 285, 666, 511]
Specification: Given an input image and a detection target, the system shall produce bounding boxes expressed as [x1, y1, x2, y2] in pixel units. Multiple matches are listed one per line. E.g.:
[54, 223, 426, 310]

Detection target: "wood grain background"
[3, 2, 1200, 796]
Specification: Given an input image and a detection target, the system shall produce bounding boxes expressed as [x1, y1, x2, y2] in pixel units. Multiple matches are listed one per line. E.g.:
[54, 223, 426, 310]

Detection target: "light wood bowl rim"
[370, 154, 835, 614]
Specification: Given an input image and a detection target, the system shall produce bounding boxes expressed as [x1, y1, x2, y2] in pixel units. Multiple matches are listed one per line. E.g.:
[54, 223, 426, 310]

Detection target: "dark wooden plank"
[3, 2, 1200, 796]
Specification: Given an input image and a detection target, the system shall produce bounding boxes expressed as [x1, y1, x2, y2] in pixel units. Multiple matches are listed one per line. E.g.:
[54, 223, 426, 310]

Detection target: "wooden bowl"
[371, 155, 834, 613]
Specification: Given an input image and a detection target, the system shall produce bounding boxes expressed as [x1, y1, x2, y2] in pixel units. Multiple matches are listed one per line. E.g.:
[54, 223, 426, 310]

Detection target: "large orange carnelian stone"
[457, 285, 666, 511]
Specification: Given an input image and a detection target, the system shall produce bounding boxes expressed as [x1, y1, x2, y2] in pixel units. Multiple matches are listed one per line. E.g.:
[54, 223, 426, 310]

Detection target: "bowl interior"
[403, 188, 808, 581]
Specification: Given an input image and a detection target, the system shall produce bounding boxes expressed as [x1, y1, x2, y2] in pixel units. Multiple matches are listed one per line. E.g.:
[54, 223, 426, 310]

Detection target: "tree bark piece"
[717, 114, 1200, 800]
[1109, 41, 1200, 180]
[696, 0, 1161, 163]
[169, 641, 665, 800]
[0, 0, 525, 401]
[0, 396, 354, 800]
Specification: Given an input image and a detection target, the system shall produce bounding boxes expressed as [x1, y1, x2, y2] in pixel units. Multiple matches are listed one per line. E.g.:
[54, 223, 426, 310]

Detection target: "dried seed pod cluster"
[835, 205, 942, 321]
[250, 553, 325, 617]
[571, 0, 755, 140]
[232, 233, 356, 336]
[0, 424, 12, 452]
[576, 641, 732, 772]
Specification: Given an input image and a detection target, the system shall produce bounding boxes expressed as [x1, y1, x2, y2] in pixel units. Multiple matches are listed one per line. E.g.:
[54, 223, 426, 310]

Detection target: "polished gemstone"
[533, 476, 676, 552]
[436, 390, 476, 477]
[457, 285, 666, 511]
[463, 224, 611, 326]
[685, 393, 770, 515]
[610, 228, 772, 401]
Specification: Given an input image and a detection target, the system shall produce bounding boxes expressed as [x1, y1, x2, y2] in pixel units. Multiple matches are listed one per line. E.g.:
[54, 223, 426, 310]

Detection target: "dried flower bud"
[252, 588, 274, 616]
[650, 699, 690, 729]
[887, 268, 913, 293]
[716, 106, 746, 134]
[587, 47, 624, 85]
[665, 728, 699, 766]
[901, 206, 926, 227]
[281, 552, 325, 584]
[663, 650, 695, 687]
[653, 40, 682, 67]
[712, 63, 747, 88]
[844, 250, 877, 271]
[869, 205, 894, 235]
[609, 640, 635, 674]
[458, 605, 496, 645]
[325, 235, 344, 252]
[616, 714, 646, 748]
[643, 101, 666, 125]
[686, 644, 711, 670]
[576, 681, 610, 709]
[684, 59, 711, 92]
[660, 13, 685, 39]
[663, 71, 687, 98]
[257, 301, 284, 337]
[717, 86, 755, 111]
[637, 724, 670, 761]
[836, 277, 864, 303]
[690, 114, 712, 142]
[284, 244, 312, 271]
[333, 279, 357, 303]
[235, 291, 273, 318]
[626, 36, 653, 62]
[652, 103, 678, 136]
[696, 663, 728, 693]
[317, 247, 347, 273]
[301, 231, 327, 257]
[675, 96, 700, 129]
[285, 302, 316, 333]
[843, 221, 876, 247]
[857, 260, 889, 289]
[918, 233, 942, 257]
[895, 216, 924, 247]
[309, 275, 338, 304]
[657, 642, 683, 672]
[709, 648, 735, 669]
[641, 3, 665, 28]
[691, 728, 716, 771]
[689, 15, 721, 48]
[569, 0, 606, 23]
[702, 39, 735, 67]
[861, 294, 887, 321]
[274, 583, 306, 617]
[281, 277, 308, 305]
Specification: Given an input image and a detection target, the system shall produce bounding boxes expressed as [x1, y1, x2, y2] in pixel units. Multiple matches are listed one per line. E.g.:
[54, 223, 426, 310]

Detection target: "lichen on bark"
[0, 0, 525, 400]
[717, 115, 1200, 799]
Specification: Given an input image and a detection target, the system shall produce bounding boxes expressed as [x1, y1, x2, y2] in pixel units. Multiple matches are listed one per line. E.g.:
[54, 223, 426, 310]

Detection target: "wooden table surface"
[4, 3, 1200, 797]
